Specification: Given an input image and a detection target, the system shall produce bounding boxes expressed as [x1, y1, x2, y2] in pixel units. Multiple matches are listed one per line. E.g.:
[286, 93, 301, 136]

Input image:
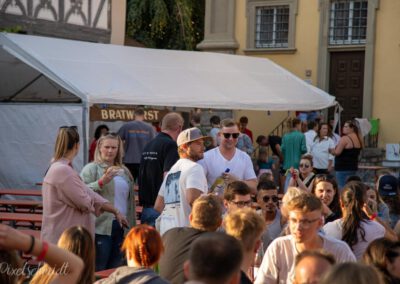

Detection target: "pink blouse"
[41, 158, 108, 244]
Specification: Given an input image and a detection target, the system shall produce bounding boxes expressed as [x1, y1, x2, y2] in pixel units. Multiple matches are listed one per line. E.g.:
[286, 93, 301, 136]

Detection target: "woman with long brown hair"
[41, 126, 128, 244]
[311, 174, 341, 224]
[330, 120, 363, 190]
[323, 181, 386, 259]
[310, 123, 335, 174]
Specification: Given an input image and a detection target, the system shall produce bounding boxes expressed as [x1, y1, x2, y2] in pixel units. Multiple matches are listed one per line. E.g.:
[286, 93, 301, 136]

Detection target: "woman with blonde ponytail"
[41, 126, 128, 245]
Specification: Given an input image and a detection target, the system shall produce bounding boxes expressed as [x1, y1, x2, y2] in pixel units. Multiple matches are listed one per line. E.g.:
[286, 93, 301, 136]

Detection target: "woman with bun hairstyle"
[81, 132, 135, 271]
[41, 126, 128, 245]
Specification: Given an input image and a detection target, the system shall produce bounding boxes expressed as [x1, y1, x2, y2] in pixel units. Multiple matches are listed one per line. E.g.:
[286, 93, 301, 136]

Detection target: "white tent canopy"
[0, 33, 336, 189]
[0, 33, 335, 110]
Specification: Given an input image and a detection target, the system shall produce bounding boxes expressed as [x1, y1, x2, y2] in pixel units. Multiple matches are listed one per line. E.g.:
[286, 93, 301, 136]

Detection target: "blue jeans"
[95, 220, 125, 271]
[141, 207, 160, 228]
[283, 172, 292, 194]
[335, 170, 357, 192]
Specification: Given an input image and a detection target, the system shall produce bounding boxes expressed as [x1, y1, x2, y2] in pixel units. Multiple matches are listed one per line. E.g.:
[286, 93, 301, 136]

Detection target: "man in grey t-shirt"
[117, 108, 155, 181]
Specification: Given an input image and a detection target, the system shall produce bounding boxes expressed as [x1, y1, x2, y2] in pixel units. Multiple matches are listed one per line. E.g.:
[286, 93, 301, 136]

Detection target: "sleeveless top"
[334, 135, 361, 171]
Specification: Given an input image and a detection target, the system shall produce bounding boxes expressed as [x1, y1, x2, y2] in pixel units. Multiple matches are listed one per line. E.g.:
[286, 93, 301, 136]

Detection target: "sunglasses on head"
[262, 195, 279, 203]
[60, 125, 77, 129]
[222, 133, 240, 139]
[299, 163, 310, 168]
[104, 132, 118, 137]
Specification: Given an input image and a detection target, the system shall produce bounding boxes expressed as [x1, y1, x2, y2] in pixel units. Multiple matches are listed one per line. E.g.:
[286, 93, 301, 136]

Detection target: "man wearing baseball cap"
[154, 127, 212, 235]
[377, 174, 400, 228]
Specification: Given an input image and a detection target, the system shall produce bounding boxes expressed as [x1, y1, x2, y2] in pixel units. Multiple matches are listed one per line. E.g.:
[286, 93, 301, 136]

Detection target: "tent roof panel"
[0, 33, 335, 110]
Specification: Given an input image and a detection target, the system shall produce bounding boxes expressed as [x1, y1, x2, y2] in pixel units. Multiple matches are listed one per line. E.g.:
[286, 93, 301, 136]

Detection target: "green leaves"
[126, 0, 204, 50]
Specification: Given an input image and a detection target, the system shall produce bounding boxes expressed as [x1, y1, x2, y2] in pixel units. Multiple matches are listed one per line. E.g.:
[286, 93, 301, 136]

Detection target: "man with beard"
[154, 128, 211, 235]
[255, 193, 355, 284]
[256, 180, 285, 250]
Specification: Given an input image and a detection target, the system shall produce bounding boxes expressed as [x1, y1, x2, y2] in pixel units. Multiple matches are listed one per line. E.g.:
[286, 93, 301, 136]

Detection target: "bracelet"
[98, 179, 104, 188]
[370, 212, 378, 221]
[25, 235, 35, 255]
[36, 241, 49, 261]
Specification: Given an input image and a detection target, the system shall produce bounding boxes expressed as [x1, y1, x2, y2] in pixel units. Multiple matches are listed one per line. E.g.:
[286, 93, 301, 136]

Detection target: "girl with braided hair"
[323, 181, 386, 260]
[95, 224, 169, 284]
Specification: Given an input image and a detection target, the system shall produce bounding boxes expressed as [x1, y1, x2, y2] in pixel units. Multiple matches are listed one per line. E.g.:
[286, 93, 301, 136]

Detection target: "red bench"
[0, 189, 42, 197]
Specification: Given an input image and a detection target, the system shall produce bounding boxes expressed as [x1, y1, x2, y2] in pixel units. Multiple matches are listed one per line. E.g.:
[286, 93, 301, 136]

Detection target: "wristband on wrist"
[370, 212, 378, 221]
[98, 179, 104, 188]
[36, 241, 49, 261]
[25, 235, 35, 255]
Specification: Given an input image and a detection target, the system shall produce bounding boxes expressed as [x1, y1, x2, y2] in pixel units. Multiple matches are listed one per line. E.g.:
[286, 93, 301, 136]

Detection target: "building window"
[246, 0, 298, 52]
[255, 6, 289, 48]
[329, 0, 368, 45]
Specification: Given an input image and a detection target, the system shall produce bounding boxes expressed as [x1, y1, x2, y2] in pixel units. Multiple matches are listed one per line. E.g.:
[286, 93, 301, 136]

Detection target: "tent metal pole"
[82, 100, 89, 165]
[4, 74, 43, 101]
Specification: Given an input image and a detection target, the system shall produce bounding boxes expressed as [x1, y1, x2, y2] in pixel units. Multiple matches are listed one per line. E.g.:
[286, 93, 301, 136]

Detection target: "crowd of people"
[2, 110, 400, 284]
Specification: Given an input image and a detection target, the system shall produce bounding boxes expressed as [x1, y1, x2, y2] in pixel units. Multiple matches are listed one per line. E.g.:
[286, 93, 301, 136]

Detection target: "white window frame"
[246, 0, 298, 52]
[329, 0, 368, 45]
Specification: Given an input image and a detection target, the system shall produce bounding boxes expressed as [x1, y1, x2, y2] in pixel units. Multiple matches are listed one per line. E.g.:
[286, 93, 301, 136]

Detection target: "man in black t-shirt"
[138, 112, 184, 226]
[267, 135, 283, 162]
[159, 195, 222, 284]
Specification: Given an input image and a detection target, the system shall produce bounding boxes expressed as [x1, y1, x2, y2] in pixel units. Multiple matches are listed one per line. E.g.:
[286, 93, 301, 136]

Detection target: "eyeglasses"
[289, 217, 320, 228]
[299, 163, 310, 168]
[222, 133, 240, 139]
[59, 125, 77, 129]
[262, 195, 279, 203]
[230, 200, 252, 207]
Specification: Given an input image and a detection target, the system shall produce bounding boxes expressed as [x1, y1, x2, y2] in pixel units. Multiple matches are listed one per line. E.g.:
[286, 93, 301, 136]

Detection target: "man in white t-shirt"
[255, 193, 356, 284]
[304, 121, 318, 153]
[198, 118, 257, 194]
[154, 128, 211, 235]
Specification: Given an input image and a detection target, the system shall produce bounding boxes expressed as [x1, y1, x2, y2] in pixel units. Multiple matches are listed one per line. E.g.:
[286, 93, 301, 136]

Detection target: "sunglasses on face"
[222, 133, 240, 139]
[299, 163, 310, 168]
[262, 195, 279, 203]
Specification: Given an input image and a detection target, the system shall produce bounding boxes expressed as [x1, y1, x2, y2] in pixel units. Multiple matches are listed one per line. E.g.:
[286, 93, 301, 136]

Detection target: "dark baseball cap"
[378, 175, 399, 197]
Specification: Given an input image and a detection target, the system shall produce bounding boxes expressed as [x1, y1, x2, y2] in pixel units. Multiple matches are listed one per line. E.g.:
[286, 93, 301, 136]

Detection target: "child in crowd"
[256, 147, 275, 178]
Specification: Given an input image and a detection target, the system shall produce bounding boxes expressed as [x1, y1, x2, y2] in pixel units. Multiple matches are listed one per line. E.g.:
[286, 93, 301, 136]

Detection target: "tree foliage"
[126, 0, 205, 50]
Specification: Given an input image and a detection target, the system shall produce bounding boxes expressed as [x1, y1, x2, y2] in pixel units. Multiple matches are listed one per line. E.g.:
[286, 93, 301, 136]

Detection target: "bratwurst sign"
[90, 105, 168, 122]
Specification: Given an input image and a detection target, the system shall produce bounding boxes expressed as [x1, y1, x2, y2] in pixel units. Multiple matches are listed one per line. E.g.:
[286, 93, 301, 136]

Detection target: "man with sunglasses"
[199, 118, 257, 195]
[256, 180, 284, 249]
[255, 193, 355, 284]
